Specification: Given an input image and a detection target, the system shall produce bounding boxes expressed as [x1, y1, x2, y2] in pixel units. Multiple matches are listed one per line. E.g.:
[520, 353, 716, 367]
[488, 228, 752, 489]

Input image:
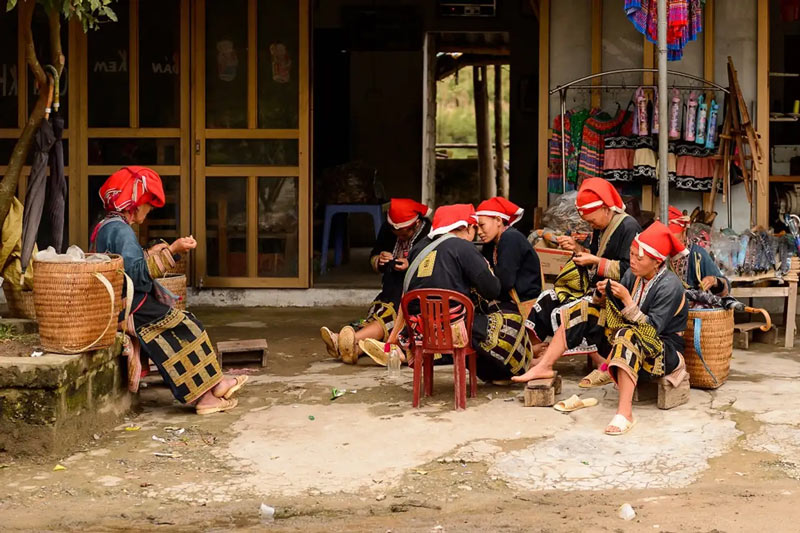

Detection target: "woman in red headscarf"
[667, 206, 730, 296]
[92, 166, 247, 415]
[513, 222, 689, 435]
[528, 178, 642, 388]
[320, 198, 431, 365]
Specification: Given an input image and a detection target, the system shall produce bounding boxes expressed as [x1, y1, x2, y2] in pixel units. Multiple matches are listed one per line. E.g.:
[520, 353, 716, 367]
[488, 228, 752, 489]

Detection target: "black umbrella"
[20, 116, 57, 272]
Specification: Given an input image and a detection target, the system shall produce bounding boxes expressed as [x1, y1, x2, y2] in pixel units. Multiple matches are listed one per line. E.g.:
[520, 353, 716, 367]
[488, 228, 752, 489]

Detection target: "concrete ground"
[1, 306, 799, 532]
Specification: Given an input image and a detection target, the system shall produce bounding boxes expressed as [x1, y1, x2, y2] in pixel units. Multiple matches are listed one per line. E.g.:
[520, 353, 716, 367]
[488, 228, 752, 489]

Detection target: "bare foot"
[212, 377, 237, 398]
[532, 342, 550, 357]
[511, 364, 555, 383]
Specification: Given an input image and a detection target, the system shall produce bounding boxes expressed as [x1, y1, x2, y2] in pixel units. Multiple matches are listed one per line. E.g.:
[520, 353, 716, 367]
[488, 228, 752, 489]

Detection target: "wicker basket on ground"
[683, 308, 734, 389]
[157, 273, 187, 311]
[2, 285, 36, 320]
[33, 254, 124, 353]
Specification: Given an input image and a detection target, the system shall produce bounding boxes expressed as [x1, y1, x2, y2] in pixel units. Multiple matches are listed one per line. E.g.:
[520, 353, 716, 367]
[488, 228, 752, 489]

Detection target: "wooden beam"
[248, 0, 257, 129]
[129, 0, 139, 128]
[421, 33, 437, 207]
[474, 66, 495, 198]
[537, 0, 550, 209]
[494, 65, 507, 198]
[591, 0, 602, 109]
[756, 0, 769, 228]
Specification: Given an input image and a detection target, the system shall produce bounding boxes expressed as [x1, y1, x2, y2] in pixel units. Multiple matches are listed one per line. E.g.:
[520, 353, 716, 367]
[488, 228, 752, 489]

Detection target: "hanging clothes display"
[577, 108, 630, 182]
[624, 0, 704, 61]
[547, 108, 593, 193]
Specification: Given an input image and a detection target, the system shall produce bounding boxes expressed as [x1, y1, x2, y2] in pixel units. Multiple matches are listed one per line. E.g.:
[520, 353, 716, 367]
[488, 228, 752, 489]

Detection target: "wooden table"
[729, 262, 799, 349]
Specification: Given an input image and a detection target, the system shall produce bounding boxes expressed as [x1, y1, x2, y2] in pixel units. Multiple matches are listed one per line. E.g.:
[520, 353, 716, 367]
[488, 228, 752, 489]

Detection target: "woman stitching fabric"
[92, 166, 247, 415]
[667, 206, 730, 296]
[530, 178, 642, 388]
[512, 222, 689, 435]
[320, 198, 431, 365]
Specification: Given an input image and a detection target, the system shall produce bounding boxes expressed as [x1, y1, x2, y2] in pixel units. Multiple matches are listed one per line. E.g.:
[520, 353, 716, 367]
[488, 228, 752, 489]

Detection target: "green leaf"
[6, 0, 17, 12]
[103, 6, 116, 22]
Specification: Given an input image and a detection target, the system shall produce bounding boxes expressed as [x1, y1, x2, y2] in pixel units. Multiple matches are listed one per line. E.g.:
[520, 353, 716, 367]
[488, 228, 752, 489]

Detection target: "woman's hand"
[377, 251, 394, 266]
[700, 275, 719, 292]
[607, 280, 633, 307]
[149, 242, 169, 255]
[596, 279, 608, 296]
[170, 236, 197, 255]
[393, 258, 409, 271]
[573, 252, 600, 267]
[556, 235, 578, 252]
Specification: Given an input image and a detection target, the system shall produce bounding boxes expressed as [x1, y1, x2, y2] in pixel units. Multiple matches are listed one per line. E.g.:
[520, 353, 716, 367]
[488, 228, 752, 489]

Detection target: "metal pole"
[560, 89, 567, 193]
[657, 0, 669, 224]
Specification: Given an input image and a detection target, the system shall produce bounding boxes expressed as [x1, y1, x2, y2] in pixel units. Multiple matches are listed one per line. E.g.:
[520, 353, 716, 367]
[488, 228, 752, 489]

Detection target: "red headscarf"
[576, 178, 625, 216]
[387, 198, 431, 229]
[633, 221, 687, 261]
[99, 166, 165, 212]
[475, 197, 524, 226]
[429, 204, 477, 238]
[668, 206, 691, 234]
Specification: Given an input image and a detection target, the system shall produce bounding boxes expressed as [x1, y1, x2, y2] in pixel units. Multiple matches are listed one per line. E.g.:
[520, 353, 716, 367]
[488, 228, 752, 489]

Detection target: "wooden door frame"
[192, 0, 310, 289]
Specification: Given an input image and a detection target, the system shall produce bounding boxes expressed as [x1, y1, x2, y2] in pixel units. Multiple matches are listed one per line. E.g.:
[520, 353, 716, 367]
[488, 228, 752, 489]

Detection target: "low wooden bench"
[523, 372, 562, 407]
[216, 339, 269, 367]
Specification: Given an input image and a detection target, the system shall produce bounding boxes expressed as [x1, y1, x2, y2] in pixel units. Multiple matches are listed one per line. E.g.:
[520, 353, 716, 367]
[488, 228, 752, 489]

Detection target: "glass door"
[193, 0, 310, 288]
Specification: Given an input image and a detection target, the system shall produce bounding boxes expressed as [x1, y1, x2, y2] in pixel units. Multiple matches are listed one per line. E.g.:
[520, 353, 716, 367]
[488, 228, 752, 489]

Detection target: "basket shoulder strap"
[692, 317, 719, 385]
[62, 272, 116, 354]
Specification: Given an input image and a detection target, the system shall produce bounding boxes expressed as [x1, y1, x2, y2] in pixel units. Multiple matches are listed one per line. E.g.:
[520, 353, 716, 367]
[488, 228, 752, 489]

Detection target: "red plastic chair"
[400, 289, 478, 410]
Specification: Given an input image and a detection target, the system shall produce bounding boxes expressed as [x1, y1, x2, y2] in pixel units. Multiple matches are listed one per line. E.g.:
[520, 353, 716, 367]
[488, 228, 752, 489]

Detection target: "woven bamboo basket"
[683, 308, 734, 389]
[2, 285, 36, 320]
[157, 273, 187, 310]
[33, 254, 124, 353]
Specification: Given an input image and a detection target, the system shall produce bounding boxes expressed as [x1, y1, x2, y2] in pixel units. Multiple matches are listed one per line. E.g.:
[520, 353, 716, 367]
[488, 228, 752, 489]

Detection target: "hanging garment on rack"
[625, 0, 703, 61]
[672, 142, 717, 192]
[577, 109, 629, 183]
[547, 108, 594, 193]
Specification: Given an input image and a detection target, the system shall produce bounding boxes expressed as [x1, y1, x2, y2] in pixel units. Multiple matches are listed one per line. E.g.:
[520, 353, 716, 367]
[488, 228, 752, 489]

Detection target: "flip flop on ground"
[579, 369, 612, 388]
[554, 394, 599, 413]
[604, 414, 636, 435]
[219, 375, 249, 400]
[358, 338, 390, 366]
[196, 397, 238, 415]
[338, 326, 358, 364]
[320, 327, 340, 359]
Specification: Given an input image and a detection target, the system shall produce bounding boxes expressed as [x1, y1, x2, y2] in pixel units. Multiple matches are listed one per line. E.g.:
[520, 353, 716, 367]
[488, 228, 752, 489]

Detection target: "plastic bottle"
[696, 95, 708, 145]
[705, 100, 719, 149]
[685, 91, 698, 142]
[669, 89, 682, 139]
[385, 343, 402, 380]
[636, 87, 649, 136]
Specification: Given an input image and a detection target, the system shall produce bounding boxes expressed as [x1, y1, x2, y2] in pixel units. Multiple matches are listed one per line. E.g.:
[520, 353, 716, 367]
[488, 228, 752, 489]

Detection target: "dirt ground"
[1, 306, 799, 532]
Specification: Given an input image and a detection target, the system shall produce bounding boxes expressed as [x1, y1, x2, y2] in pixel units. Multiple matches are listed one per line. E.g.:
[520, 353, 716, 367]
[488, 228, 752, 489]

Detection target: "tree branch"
[21, 0, 47, 89]
[49, 7, 65, 76]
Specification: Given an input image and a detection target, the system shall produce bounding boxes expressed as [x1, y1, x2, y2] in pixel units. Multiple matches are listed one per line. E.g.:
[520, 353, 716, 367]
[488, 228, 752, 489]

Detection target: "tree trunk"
[473, 66, 495, 199]
[494, 66, 508, 198]
[0, 0, 50, 229]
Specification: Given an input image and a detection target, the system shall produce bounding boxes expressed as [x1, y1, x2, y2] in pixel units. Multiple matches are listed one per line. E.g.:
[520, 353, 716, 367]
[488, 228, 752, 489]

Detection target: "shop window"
[87, 0, 130, 127]
[0, 14, 18, 128]
[88, 138, 179, 166]
[257, 0, 299, 129]
[27, 5, 70, 127]
[205, 177, 247, 277]
[206, 0, 248, 129]
[258, 177, 298, 277]
[0, 138, 68, 166]
[206, 139, 298, 166]
[139, 0, 181, 128]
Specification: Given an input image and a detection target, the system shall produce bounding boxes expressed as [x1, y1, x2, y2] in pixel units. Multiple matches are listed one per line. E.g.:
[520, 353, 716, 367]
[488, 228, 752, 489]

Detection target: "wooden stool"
[633, 375, 690, 410]
[216, 339, 269, 367]
[523, 372, 562, 407]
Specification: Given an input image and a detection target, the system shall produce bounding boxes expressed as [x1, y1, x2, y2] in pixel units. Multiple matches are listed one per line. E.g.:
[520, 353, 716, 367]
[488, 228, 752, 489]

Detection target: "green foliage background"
[436, 65, 510, 159]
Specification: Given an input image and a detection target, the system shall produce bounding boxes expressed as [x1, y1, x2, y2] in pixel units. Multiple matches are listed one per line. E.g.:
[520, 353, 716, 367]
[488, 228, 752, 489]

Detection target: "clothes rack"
[549, 68, 732, 226]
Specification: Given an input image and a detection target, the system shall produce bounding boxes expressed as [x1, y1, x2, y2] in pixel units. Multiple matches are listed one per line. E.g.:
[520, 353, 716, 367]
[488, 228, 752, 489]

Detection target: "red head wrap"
[575, 178, 625, 216]
[475, 197, 524, 226]
[668, 206, 691, 234]
[633, 221, 687, 261]
[429, 204, 478, 238]
[99, 166, 165, 212]
[387, 198, 431, 229]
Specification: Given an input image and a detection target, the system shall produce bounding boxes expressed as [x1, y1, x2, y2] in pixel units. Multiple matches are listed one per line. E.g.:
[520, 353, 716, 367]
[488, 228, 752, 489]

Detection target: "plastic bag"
[541, 191, 592, 236]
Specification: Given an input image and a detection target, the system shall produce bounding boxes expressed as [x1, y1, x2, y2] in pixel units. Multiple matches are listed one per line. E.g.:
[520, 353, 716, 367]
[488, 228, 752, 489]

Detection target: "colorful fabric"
[578, 110, 628, 183]
[605, 299, 666, 383]
[625, 0, 704, 61]
[387, 198, 430, 229]
[548, 109, 594, 193]
[137, 308, 223, 403]
[99, 166, 165, 212]
[473, 302, 534, 380]
[429, 204, 478, 238]
[476, 197, 524, 226]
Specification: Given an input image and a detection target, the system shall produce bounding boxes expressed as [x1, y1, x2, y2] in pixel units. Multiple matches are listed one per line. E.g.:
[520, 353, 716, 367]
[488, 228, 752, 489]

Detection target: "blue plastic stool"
[320, 204, 383, 275]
